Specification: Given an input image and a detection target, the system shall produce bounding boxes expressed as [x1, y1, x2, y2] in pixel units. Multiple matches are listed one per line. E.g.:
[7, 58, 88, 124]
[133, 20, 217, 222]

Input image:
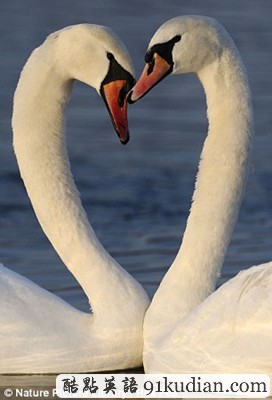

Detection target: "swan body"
[0, 24, 149, 373]
[145, 261, 272, 374]
[129, 16, 272, 376]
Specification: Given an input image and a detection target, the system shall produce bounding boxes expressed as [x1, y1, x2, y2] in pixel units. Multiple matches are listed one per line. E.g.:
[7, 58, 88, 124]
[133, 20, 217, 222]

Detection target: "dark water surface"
[1, 0, 272, 393]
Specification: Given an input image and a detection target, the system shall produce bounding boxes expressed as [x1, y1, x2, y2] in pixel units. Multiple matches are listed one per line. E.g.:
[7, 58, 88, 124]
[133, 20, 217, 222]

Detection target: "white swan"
[0, 24, 149, 374]
[129, 16, 272, 375]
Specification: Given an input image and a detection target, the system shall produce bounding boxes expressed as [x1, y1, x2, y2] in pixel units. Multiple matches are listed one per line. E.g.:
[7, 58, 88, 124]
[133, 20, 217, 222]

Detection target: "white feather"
[141, 16, 272, 379]
[0, 24, 149, 374]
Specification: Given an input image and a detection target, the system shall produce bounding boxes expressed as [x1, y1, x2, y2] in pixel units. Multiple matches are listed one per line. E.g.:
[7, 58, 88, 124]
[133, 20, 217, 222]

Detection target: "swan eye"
[107, 52, 114, 60]
[145, 51, 153, 63]
[147, 34, 182, 66]
[173, 34, 181, 43]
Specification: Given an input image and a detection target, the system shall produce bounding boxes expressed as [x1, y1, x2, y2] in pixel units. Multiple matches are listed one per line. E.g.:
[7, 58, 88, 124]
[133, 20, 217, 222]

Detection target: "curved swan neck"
[176, 48, 253, 299]
[12, 40, 135, 317]
[146, 39, 253, 333]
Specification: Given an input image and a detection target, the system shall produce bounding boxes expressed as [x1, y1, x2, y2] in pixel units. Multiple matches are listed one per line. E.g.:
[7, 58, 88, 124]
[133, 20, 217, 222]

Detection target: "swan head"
[128, 16, 227, 103]
[51, 24, 135, 144]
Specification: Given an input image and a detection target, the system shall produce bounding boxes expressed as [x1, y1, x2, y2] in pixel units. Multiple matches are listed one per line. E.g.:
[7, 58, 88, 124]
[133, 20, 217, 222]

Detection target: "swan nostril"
[147, 58, 155, 75]
[118, 86, 127, 107]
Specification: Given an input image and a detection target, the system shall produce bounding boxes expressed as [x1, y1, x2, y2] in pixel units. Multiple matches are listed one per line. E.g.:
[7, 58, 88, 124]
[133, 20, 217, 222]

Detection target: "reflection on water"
[0, 0, 272, 392]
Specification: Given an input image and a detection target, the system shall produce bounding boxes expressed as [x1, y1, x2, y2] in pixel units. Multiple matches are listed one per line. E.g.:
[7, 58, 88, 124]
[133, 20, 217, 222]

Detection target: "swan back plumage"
[145, 262, 272, 374]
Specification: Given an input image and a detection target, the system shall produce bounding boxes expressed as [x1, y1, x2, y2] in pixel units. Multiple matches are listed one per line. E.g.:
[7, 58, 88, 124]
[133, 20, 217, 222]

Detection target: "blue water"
[0, 0, 272, 390]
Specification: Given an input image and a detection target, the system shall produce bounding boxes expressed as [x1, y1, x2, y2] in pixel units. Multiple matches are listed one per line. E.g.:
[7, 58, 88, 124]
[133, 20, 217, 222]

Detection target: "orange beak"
[128, 53, 172, 103]
[102, 79, 130, 144]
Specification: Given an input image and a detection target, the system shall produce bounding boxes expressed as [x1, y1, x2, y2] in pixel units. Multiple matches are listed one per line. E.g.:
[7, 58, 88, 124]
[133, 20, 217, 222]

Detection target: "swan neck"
[146, 44, 253, 335]
[12, 45, 125, 314]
